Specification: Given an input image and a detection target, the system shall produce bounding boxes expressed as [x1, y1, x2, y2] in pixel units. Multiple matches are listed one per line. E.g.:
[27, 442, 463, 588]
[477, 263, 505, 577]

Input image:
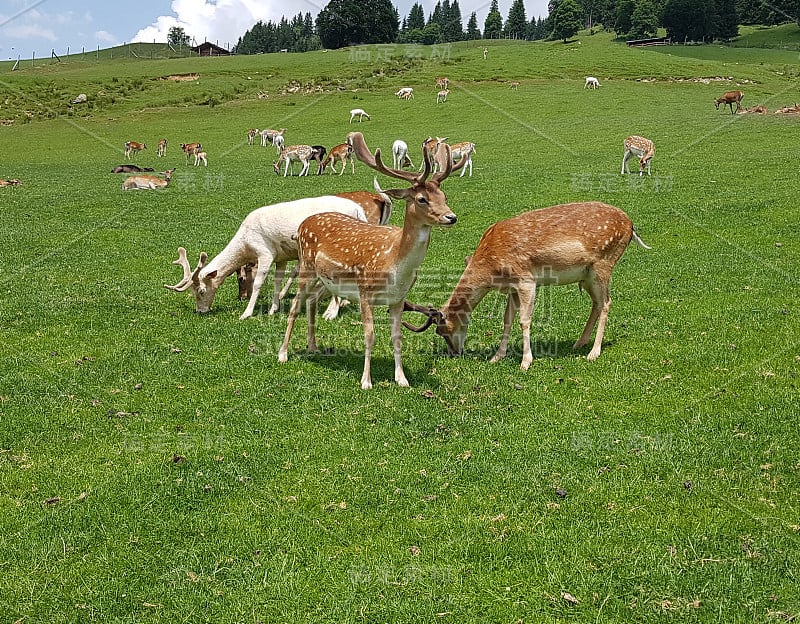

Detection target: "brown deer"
[124, 141, 146, 159]
[403, 202, 650, 368]
[714, 90, 744, 114]
[277, 131, 466, 389]
[622, 136, 655, 176]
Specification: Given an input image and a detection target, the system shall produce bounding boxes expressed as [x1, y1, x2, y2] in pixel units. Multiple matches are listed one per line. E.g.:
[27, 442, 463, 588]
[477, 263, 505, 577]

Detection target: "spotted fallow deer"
[403, 201, 650, 368]
[274, 145, 313, 177]
[714, 90, 744, 114]
[622, 135, 655, 176]
[278, 131, 466, 389]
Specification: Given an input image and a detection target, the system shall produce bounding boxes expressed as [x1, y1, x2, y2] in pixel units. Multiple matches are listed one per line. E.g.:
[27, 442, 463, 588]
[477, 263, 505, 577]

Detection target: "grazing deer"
[181, 142, 202, 164]
[432, 141, 475, 177]
[157, 138, 168, 157]
[260, 128, 286, 151]
[435, 77, 449, 90]
[278, 131, 466, 389]
[321, 143, 355, 175]
[403, 202, 650, 368]
[714, 90, 744, 114]
[274, 144, 313, 176]
[395, 87, 414, 99]
[310, 145, 327, 175]
[584, 76, 600, 89]
[392, 140, 414, 170]
[165, 196, 373, 320]
[124, 141, 146, 159]
[436, 89, 449, 103]
[122, 168, 175, 190]
[349, 108, 371, 123]
[622, 136, 655, 176]
[509, 81, 520, 90]
[247, 128, 259, 145]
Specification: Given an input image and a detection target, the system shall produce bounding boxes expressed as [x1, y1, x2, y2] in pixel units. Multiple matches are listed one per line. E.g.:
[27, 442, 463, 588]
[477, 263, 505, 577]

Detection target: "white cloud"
[95, 30, 119, 45]
[131, 0, 280, 48]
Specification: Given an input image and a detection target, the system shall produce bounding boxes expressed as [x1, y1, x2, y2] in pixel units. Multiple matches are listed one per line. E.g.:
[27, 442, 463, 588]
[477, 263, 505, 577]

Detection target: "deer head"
[164, 247, 218, 313]
[348, 132, 464, 226]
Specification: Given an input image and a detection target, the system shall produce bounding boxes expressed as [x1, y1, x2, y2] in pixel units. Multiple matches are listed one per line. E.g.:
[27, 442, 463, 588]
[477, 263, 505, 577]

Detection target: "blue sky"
[0, 0, 551, 60]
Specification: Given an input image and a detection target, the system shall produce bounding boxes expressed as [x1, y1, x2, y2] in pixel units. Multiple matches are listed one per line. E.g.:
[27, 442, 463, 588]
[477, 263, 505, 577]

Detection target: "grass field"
[1, 28, 800, 623]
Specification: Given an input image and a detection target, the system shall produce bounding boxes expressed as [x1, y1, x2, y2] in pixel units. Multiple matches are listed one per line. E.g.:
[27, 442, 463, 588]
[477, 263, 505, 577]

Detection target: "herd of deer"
[164, 131, 650, 389]
[89, 81, 758, 387]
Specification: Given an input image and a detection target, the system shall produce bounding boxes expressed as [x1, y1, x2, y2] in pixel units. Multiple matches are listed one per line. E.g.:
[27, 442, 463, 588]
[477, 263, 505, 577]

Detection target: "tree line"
[230, 0, 799, 53]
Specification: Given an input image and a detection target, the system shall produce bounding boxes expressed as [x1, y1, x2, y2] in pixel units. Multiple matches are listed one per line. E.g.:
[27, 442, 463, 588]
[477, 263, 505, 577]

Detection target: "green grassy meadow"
[1, 30, 799, 622]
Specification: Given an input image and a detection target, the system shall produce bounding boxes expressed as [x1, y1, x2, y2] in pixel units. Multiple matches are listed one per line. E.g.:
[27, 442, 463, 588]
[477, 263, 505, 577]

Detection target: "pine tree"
[446, 0, 465, 40]
[715, 0, 739, 39]
[551, 0, 584, 41]
[407, 3, 426, 30]
[628, 0, 659, 38]
[505, 0, 528, 38]
[484, 0, 503, 38]
[466, 12, 481, 38]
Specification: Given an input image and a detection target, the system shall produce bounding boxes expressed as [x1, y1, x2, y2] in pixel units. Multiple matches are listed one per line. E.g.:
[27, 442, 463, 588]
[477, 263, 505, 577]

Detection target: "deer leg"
[306, 283, 326, 353]
[573, 272, 610, 360]
[389, 301, 409, 387]
[490, 291, 521, 365]
[359, 295, 375, 390]
[279, 264, 298, 300]
[278, 272, 319, 362]
[515, 282, 537, 370]
[241, 254, 273, 320]
[322, 295, 341, 321]
[268, 260, 288, 315]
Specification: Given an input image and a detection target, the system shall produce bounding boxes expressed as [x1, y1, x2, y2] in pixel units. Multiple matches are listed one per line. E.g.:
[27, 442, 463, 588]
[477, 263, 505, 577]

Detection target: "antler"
[402, 300, 443, 332]
[164, 248, 207, 292]
[348, 132, 431, 184]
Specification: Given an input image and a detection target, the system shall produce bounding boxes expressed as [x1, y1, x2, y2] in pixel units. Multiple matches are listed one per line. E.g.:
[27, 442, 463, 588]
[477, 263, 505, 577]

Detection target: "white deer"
[391, 139, 414, 170]
[584, 76, 600, 89]
[349, 108, 371, 123]
[164, 196, 374, 320]
[403, 202, 650, 367]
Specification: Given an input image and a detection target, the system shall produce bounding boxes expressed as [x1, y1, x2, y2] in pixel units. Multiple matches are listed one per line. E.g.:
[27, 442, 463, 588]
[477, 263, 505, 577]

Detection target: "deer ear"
[205, 270, 218, 279]
[381, 187, 413, 200]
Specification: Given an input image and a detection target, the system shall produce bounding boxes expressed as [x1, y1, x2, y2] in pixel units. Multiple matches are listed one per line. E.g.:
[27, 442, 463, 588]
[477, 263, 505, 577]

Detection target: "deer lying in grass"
[122, 168, 175, 190]
[714, 90, 744, 114]
[0, 179, 21, 186]
[165, 195, 377, 320]
[112, 164, 154, 173]
[278, 131, 465, 389]
[403, 202, 650, 368]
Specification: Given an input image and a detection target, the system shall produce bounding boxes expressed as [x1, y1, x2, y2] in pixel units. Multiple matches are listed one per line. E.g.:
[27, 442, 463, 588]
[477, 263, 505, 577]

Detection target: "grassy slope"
[1, 30, 799, 623]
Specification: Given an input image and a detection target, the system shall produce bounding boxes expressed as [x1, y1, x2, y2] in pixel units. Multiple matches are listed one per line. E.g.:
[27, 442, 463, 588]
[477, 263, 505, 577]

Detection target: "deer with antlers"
[278, 132, 466, 389]
[403, 202, 650, 368]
